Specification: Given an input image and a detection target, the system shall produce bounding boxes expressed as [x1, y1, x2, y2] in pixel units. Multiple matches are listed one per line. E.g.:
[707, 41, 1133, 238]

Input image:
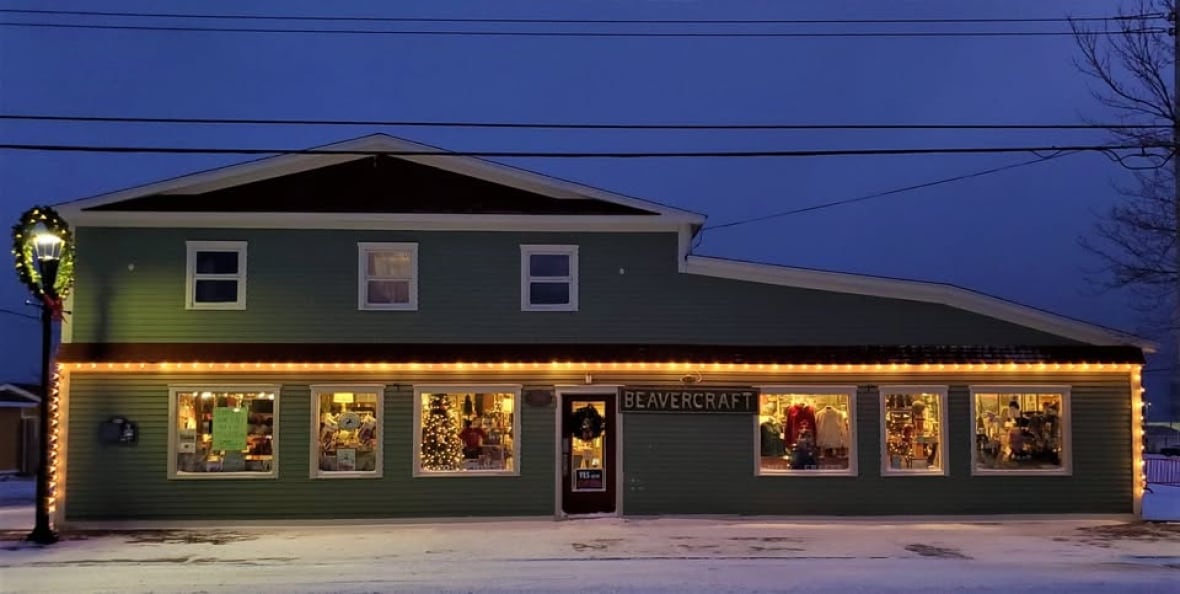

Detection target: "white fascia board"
[63, 211, 697, 232]
[0, 384, 41, 404]
[55, 134, 706, 224]
[684, 255, 1152, 350]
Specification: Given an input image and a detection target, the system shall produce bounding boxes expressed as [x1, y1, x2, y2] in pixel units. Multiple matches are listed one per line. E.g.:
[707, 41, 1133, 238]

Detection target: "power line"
[0, 21, 1165, 38]
[0, 308, 38, 321]
[0, 142, 1159, 158]
[0, 8, 1161, 25]
[704, 151, 1078, 231]
[0, 113, 1168, 131]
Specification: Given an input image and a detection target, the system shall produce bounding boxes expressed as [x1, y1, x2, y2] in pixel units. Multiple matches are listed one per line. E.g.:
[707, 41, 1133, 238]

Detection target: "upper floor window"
[186, 241, 246, 310]
[358, 242, 418, 310]
[520, 245, 578, 311]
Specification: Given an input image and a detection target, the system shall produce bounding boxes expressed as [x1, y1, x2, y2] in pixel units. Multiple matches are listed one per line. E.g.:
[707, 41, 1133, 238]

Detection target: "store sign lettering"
[621, 387, 756, 413]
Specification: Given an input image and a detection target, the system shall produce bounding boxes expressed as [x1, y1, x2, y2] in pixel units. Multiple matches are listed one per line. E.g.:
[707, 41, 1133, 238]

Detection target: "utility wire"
[0, 21, 1165, 38]
[704, 151, 1078, 231]
[0, 113, 1168, 131]
[0, 8, 1162, 25]
[0, 142, 1160, 158]
[0, 308, 38, 321]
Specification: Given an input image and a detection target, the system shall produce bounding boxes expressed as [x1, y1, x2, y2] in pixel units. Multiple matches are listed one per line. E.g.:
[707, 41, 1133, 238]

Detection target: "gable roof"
[0, 383, 40, 406]
[57, 133, 705, 227]
[685, 255, 1153, 350]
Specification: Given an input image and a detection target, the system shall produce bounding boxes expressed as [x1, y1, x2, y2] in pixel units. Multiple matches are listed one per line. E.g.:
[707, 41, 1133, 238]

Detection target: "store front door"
[560, 391, 617, 516]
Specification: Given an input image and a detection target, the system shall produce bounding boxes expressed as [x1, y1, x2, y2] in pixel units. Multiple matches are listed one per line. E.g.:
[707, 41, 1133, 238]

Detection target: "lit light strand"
[47, 363, 64, 519]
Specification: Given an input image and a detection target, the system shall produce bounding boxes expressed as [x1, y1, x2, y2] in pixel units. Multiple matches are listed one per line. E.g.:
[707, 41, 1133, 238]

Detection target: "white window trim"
[412, 384, 522, 478]
[309, 384, 385, 479]
[520, 244, 579, 312]
[969, 385, 1073, 477]
[185, 240, 247, 310]
[357, 242, 419, 311]
[167, 384, 280, 480]
[879, 385, 950, 477]
[754, 385, 858, 477]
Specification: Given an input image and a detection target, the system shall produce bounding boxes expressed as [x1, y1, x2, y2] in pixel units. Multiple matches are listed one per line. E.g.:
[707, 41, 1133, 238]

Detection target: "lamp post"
[11, 207, 74, 545]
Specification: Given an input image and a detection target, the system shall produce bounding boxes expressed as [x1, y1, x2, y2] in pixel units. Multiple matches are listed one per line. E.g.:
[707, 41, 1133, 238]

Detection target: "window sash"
[185, 241, 247, 310]
[358, 243, 418, 310]
[310, 385, 385, 479]
[754, 386, 858, 477]
[879, 386, 949, 477]
[520, 245, 578, 311]
[168, 385, 279, 480]
[412, 385, 522, 477]
[970, 386, 1071, 476]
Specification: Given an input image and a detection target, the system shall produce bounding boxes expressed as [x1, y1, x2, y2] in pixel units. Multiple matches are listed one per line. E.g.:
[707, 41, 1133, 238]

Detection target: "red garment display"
[785, 404, 817, 445]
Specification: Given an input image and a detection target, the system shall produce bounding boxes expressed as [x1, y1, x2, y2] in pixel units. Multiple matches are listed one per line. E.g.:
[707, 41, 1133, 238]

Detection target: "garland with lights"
[568, 405, 605, 442]
[11, 206, 74, 318]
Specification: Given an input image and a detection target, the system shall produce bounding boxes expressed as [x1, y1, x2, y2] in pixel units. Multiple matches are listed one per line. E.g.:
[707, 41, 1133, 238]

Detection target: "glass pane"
[759, 393, 852, 472]
[317, 392, 380, 473]
[194, 280, 239, 303]
[529, 282, 570, 305]
[367, 251, 412, 278]
[195, 251, 239, 274]
[975, 392, 1064, 471]
[367, 280, 410, 304]
[883, 393, 943, 472]
[419, 391, 515, 473]
[571, 400, 607, 491]
[529, 254, 569, 277]
[175, 390, 275, 474]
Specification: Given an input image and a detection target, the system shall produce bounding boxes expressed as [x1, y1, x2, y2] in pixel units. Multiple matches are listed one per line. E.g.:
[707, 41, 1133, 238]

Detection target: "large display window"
[756, 387, 856, 475]
[311, 385, 383, 478]
[972, 386, 1070, 475]
[880, 386, 947, 476]
[413, 386, 521, 476]
[169, 386, 279, 478]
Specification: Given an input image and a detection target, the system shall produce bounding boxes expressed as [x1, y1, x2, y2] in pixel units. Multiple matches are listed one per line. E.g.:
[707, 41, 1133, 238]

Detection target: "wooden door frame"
[553, 385, 623, 519]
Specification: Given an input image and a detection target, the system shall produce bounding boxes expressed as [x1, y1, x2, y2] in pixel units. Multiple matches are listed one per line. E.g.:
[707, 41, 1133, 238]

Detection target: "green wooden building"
[49, 134, 1150, 526]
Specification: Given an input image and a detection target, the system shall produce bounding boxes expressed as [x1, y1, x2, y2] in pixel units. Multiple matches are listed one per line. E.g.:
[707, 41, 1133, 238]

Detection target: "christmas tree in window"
[420, 395, 463, 471]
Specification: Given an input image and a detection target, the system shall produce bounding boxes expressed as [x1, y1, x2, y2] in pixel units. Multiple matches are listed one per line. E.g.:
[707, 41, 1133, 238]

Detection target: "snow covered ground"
[1, 512, 1178, 594]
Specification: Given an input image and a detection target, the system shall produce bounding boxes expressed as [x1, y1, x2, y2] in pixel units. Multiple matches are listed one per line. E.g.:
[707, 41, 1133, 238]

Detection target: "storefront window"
[171, 386, 278, 478]
[312, 386, 383, 477]
[415, 387, 520, 476]
[972, 386, 1069, 474]
[757, 387, 856, 475]
[881, 387, 947, 475]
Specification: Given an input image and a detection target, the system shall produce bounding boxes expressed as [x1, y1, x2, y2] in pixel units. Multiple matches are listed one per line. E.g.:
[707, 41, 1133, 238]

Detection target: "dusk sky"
[1, 0, 1172, 419]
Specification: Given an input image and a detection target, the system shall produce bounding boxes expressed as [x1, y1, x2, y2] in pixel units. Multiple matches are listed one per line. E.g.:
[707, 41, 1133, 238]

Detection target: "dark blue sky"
[1, 0, 1169, 417]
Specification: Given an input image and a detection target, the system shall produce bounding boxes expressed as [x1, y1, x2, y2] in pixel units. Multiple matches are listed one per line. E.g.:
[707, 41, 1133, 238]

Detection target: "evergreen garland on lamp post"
[11, 206, 75, 545]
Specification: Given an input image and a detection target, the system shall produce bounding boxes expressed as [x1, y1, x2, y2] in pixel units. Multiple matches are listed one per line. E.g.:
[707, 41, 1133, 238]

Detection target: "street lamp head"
[31, 222, 64, 263]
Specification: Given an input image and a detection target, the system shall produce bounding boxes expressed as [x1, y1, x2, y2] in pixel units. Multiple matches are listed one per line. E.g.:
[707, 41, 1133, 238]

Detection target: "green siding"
[72, 228, 1076, 345]
[622, 379, 1131, 515]
[65, 374, 554, 521]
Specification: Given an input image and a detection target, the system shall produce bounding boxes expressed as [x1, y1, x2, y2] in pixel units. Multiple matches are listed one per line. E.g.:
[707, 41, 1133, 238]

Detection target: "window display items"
[420, 394, 464, 471]
[758, 392, 851, 472]
[418, 391, 517, 473]
[974, 391, 1065, 472]
[174, 389, 275, 475]
[317, 391, 380, 473]
[882, 391, 943, 473]
[569, 400, 607, 492]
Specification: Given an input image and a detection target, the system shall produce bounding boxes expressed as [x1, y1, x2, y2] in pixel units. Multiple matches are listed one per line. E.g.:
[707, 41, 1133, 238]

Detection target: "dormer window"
[520, 245, 578, 311]
[186, 241, 247, 310]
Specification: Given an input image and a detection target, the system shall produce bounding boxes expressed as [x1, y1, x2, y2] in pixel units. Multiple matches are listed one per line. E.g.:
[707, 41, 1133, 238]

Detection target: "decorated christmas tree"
[420, 395, 463, 471]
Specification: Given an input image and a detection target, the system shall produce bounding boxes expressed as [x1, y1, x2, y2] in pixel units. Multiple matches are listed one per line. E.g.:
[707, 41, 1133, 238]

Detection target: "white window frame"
[520, 244, 579, 312]
[309, 384, 385, 479]
[969, 385, 1072, 477]
[357, 242, 418, 311]
[754, 385, 858, 477]
[879, 385, 950, 477]
[412, 384, 522, 478]
[167, 384, 280, 480]
[185, 240, 247, 310]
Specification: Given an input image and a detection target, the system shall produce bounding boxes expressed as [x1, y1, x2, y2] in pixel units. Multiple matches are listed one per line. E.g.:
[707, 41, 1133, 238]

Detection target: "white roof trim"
[55, 133, 705, 225]
[684, 255, 1152, 350]
[0, 384, 41, 404]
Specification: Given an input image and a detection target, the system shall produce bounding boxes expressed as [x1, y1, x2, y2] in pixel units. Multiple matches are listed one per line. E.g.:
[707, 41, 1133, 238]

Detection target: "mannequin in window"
[459, 419, 487, 459]
[760, 416, 785, 457]
[814, 404, 848, 452]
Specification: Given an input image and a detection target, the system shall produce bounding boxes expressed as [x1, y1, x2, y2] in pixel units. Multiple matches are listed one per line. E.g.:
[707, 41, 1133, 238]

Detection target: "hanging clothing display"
[814, 405, 848, 449]
[785, 403, 817, 445]
[760, 418, 785, 457]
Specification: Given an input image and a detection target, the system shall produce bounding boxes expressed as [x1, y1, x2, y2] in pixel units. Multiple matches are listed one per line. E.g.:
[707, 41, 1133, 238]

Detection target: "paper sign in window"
[212, 407, 248, 451]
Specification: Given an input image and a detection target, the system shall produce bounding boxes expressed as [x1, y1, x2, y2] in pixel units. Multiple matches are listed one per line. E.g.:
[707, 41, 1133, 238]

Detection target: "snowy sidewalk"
[1, 516, 1179, 593]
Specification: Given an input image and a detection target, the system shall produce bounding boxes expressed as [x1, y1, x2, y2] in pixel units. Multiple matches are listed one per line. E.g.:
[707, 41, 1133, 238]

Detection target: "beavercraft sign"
[621, 387, 757, 413]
